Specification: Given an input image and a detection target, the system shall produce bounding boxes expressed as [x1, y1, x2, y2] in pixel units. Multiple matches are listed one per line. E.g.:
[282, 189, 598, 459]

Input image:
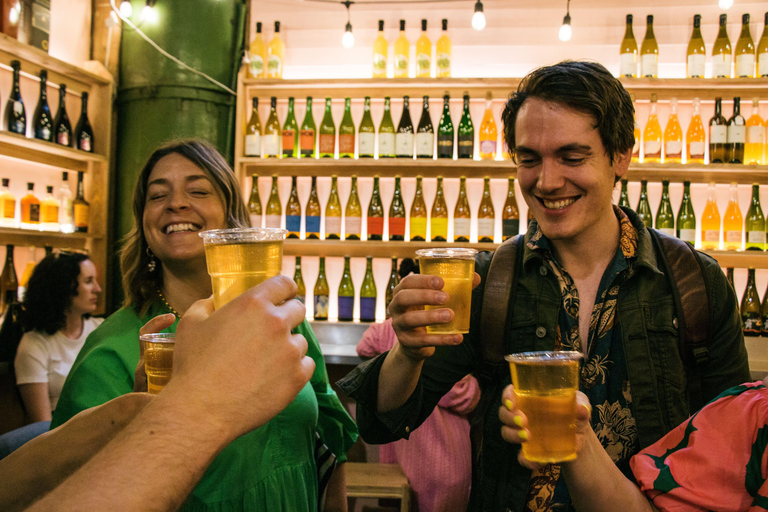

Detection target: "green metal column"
[113, 0, 245, 307]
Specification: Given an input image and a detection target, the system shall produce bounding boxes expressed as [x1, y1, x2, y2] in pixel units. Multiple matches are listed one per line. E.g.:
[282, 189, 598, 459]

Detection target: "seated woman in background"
[15, 251, 103, 424]
[51, 138, 357, 512]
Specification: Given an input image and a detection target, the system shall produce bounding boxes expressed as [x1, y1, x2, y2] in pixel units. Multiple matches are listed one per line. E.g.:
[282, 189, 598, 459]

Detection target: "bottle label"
[57, 130, 70, 146]
[477, 218, 494, 240]
[431, 218, 448, 240]
[40, 127, 51, 141]
[619, 53, 636, 76]
[267, 55, 282, 76]
[687, 54, 705, 77]
[360, 297, 376, 322]
[437, 52, 451, 75]
[249, 212, 262, 228]
[703, 229, 720, 243]
[665, 141, 682, 159]
[454, 218, 470, 239]
[643, 140, 661, 159]
[710, 125, 727, 144]
[249, 55, 264, 76]
[13, 101, 22, 115]
[659, 228, 675, 236]
[378, 133, 395, 156]
[725, 230, 742, 243]
[744, 315, 762, 334]
[264, 214, 281, 228]
[300, 130, 315, 155]
[416, 132, 434, 157]
[264, 133, 280, 156]
[79, 133, 92, 152]
[457, 137, 474, 158]
[245, 134, 261, 156]
[325, 216, 341, 236]
[641, 54, 658, 77]
[338, 134, 355, 155]
[502, 218, 520, 238]
[345, 216, 361, 236]
[735, 53, 755, 77]
[338, 296, 354, 320]
[2, 197, 15, 219]
[760, 52, 768, 77]
[306, 215, 321, 235]
[679, 229, 696, 243]
[748, 231, 766, 244]
[688, 141, 705, 159]
[416, 53, 431, 75]
[747, 126, 766, 143]
[285, 215, 301, 233]
[367, 215, 384, 236]
[727, 125, 746, 143]
[42, 203, 58, 223]
[395, 54, 408, 73]
[712, 53, 732, 77]
[74, 204, 88, 227]
[395, 133, 414, 157]
[389, 216, 405, 237]
[373, 53, 387, 75]
[314, 294, 329, 319]
[319, 134, 335, 155]
[480, 139, 497, 156]
[437, 135, 453, 158]
[358, 133, 375, 156]
[282, 129, 295, 153]
[410, 217, 427, 239]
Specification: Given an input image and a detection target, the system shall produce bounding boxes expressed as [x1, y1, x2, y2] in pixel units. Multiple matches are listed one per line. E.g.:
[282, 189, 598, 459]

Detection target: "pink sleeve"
[438, 374, 481, 416]
[356, 318, 398, 358]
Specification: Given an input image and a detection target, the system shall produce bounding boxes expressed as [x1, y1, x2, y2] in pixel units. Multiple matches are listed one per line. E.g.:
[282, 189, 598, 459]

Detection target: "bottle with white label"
[640, 15, 658, 78]
[663, 98, 682, 163]
[745, 184, 766, 251]
[345, 175, 362, 240]
[454, 176, 471, 242]
[415, 19, 431, 78]
[378, 97, 396, 158]
[735, 13, 756, 78]
[477, 177, 495, 243]
[396, 96, 414, 158]
[416, 96, 434, 159]
[264, 97, 281, 158]
[676, 181, 696, 245]
[758, 12, 768, 77]
[686, 14, 706, 78]
[727, 97, 746, 164]
[358, 97, 375, 158]
[619, 14, 638, 77]
[655, 180, 675, 236]
[244, 97, 262, 157]
[709, 97, 728, 164]
[712, 14, 732, 78]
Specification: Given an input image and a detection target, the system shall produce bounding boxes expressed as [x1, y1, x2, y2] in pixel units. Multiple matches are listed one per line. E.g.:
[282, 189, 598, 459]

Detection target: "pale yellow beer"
[505, 351, 582, 463]
[200, 228, 286, 309]
[416, 248, 476, 334]
[142, 333, 175, 395]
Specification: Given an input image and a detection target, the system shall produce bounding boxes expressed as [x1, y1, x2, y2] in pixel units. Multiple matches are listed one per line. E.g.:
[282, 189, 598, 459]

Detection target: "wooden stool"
[345, 462, 411, 512]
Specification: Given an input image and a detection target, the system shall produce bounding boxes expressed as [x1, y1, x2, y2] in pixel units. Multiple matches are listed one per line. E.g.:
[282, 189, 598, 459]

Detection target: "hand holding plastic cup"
[142, 333, 175, 395]
[415, 248, 477, 334]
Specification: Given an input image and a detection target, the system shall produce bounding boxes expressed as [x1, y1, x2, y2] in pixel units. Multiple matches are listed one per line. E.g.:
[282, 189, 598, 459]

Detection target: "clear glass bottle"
[325, 175, 342, 240]
[267, 21, 285, 79]
[619, 14, 638, 77]
[676, 181, 696, 245]
[244, 97, 262, 157]
[394, 19, 409, 78]
[735, 13, 756, 78]
[712, 14, 733, 78]
[640, 15, 659, 78]
[745, 98, 766, 165]
[479, 92, 497, 160]
[686, 14, 706, 78]
[345, 175, 362, 240]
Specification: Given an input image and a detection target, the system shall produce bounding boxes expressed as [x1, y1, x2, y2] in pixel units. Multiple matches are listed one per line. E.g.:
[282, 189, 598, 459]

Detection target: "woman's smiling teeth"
[165, 223, 201, 234]
[541, 197, 577, 210]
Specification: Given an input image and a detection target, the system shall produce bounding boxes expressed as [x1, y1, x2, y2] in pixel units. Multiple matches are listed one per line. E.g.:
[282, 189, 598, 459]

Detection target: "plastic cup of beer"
[141, 333, 175, 395]
[199, 228, 287, 309]
[505, 351, 582, 463]
[415, 248, 477, 334]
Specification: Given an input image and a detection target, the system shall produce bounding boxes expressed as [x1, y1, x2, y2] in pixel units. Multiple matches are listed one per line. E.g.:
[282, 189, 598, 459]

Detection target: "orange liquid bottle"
[722, 183, 744, 251]
[700, 183, 721, 251]
[686, 97, 706, 164]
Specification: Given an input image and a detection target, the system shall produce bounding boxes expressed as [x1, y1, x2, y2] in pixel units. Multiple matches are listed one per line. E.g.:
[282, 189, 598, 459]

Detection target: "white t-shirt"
[14, 317, 104, 411]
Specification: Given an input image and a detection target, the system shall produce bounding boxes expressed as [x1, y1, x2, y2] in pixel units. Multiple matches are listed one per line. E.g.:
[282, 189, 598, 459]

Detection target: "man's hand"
[133, 314, 176, 393]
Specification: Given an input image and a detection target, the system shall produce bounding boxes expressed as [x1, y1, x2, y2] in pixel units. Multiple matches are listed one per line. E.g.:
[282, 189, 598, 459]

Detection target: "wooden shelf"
[618, 77, 768, 102]
[0, 131, 107, 172]
[0, 227, 98, 249]
[626, 163, 768, 185]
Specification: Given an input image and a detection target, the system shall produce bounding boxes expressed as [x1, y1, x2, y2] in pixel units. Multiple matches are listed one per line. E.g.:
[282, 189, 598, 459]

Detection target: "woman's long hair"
[120, 139, 250, 314]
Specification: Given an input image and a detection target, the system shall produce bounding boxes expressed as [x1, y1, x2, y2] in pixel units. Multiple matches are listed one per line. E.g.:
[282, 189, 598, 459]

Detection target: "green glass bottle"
[319, 97, 336, 158]
[264, 97, 281, 157]
[410, 176, 428, 241]
[457, 92, 474, 159]
[437, 92, 454, 159]
[247, 174, 262, 227]
[396, 96, 414, 158]
[339, 97, 355, 158]
[325, 175, 342, 240]
[416, 95, 434, 159]
[265, 174, 282, 228]
[338, 256, 355, 321]
[300, 96, 316, 158]
[358, 97, 375, 158]
[636, 180, 653, 228]
[245, 97, 262, 157]
[360, 256, 377, 322]
[431, 176, 448, 242]
[367, 176, 384, 241]
[745, 184, 766, 250]
[676, 181, 696, 245]
[741, 268, 763, 334]
[378, 97, 396, 158]
[477, 176, 495, 243]
[618, 179, 630, 209]
[389, 176, 406, 241]
[655, 180, 675, 236]
[285, 175, 301, 238]
[293, 256, 305, 304]
[305, 176, 321, 239]
[282, 96, 298, 158]
[385, 257, 399, 318]
[313, 257, 329, 320]
[345, 175, 362, 240]
[501, 177, 519, 241]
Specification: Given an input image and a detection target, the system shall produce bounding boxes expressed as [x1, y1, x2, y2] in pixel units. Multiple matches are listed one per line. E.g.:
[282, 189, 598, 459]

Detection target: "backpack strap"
[648, 229, 712, 412]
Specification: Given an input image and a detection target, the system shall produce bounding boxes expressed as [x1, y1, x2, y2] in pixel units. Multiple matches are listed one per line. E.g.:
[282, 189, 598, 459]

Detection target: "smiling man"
[339, 61, 750, 512]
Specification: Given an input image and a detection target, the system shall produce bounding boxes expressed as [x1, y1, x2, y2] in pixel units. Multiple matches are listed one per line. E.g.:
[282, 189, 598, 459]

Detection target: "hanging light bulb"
[140, 0, 157, 23]
[119, 0, 133, 17]
[718, 0, 733, 9]
[8, 1, 20, 25]
[558, 0, 572, 42]
[472, 1, 486, 31]
[342, 21, 354, 48]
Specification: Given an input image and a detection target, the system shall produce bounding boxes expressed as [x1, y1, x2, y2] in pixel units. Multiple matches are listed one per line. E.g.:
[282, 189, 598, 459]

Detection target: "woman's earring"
[147, 247, 156, 273]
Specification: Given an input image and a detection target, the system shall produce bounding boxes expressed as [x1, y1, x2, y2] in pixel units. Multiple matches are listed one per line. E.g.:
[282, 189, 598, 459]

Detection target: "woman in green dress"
[51, 139, 357, 511]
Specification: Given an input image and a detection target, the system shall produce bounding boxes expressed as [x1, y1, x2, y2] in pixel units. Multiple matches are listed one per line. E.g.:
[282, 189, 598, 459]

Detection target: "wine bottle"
[436, 19, 451, 78]
[372, 20, 388, 78]
[409, 176, 427, 241]
[686, 97, 706, 164]
[709, 97, 728, 163]
[358, 97, 375, 158]
[431, 176, 448, 242]
[264, 97, 281, 158]
[723, 183, 744, 250]
[655, 180, 675, 236]
[745, 98, 766, 165]
[416, 19, 431, 78]
[643, 93, 662, 163]
[360, 256, 377, 322]
[313, 257, 329, 320]
[281, 96, 298, 158]
[727, 267, 736, 291]
[32, 70, 52, 142]
[636, 180, 653, 228]
[631, 94, 640, 162]
[345, 175, 362, 240]
[73, 172, 89, 233]
[53, 84, 72, 147]
[364, 177, 385, 242]
[265, 175, 281, 228]
[293, 256, 305, 304]
[389, 176, 406, 241]
[394, 19, 409, 78]
[74, 92, 94, 152]
[300, 96, 316, 158]
[58, 172, 74, 233]
[0, 179, 17, 228]
[759, 12, 768, 77]
[618, 179, 630, 209]
[437, 92, 454, 159]
[454, 176, 471, 242]
[712, 14, 733, 78]
[244, 97, 262, 157]
[663, 98, 683, 163]
[745, 183, 766, 250]
[247, 174, 262, 227]
[325, 175, 342, 240]
[416, 96, 434, 159]
[305, 176, 321, 239]
[267, 21, 285, 79]
[701, 182, 721, 251]
[378, 96, 396, 158]
[5, 60, 25, 135]
[686, 14, 706, 78]
[40, 185, 59, 232]
[338, 256, 354, 322]
[457, 92, 474, 159]
[319, 97, 336, 158]
[385, 257, 399, 318]
[640, 15, 659, 78]
[677, 181, 696, 245]
[741, 268, 763, 334]
[762, 280, 768, 336]
[479, 92, 497, 160]
[502, 177, 520, 241]
[248, 22, 267, 79]
[727, 97, 746, 164]
[396, 96, 414, 158]
[285, 175, 301, 239]
[339, 97, 355, 158]
[477, 176, 495, 243]
[619, 14, 638, 78]
[0, 245, 18, 316]
[735, 13, 756, 78]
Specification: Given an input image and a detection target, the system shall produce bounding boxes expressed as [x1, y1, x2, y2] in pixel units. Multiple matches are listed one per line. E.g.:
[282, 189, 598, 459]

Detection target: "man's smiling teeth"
[542, 198, 576, 210]
[165, 223, 200, 234]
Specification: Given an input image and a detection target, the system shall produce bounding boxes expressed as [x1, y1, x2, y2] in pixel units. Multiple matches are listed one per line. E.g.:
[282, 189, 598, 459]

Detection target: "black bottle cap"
[400, 19, 405, 31]
[626, 14, 633, 24]
[256, 22, 262, 33]
[742, 13, 749, 24]
[27, 182, 34, 190]
[647, 15, 653, 23]
[720, 14, 727, 25]
[693, 14, 701, 28]
[442, 19, 448, 30]
[274, 21, 280, 32]
[421, 19, 427, 31]
[378, 20, 384, 31]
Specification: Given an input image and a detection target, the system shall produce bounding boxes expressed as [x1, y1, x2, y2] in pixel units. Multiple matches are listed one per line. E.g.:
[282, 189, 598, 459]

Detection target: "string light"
[341, 1, 354, 48]
[471, 1, 486, 31]
[718, 0, 733, 9]
[558, 0, 572, 42]
[140, 0, 158, 24]
[119, 0, 133, 17]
